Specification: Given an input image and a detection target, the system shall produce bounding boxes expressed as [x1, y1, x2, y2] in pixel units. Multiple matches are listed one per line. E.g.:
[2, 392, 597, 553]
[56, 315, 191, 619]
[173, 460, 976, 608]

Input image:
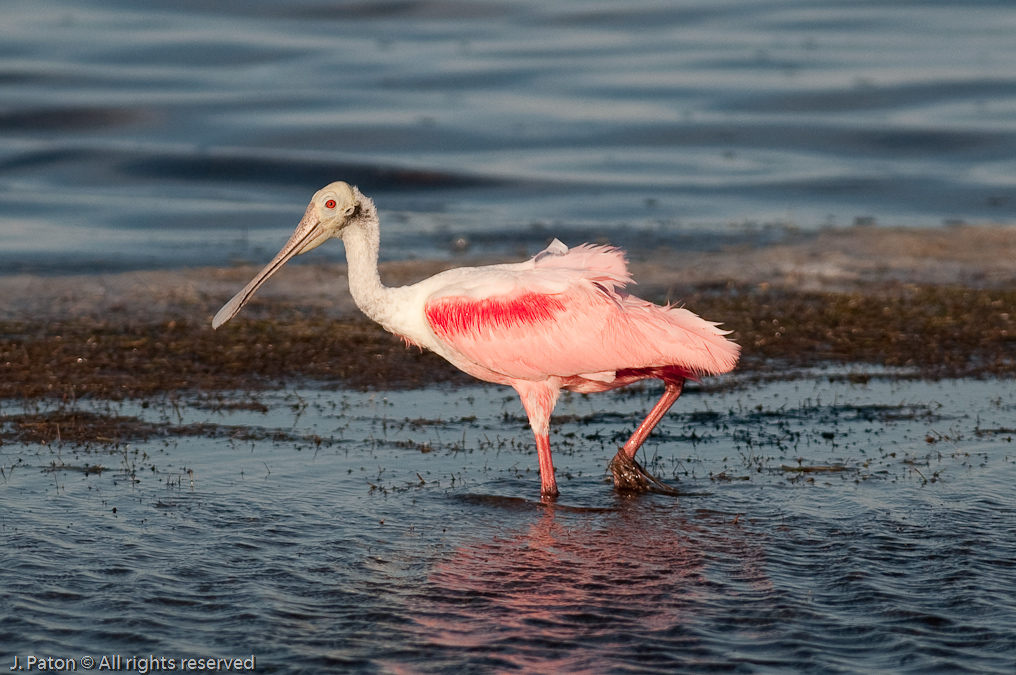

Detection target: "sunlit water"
[2, 376, 1014, 673]
[2, 0, 1016, 273]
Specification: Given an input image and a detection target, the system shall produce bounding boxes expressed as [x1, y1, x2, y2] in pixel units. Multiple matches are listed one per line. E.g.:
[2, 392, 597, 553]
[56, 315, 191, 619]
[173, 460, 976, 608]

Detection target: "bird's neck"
[341, 209, 398, 329]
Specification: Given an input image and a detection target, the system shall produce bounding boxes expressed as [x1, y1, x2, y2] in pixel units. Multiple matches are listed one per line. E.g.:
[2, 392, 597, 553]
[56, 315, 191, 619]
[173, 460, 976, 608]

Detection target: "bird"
[213, 182, 740, 499]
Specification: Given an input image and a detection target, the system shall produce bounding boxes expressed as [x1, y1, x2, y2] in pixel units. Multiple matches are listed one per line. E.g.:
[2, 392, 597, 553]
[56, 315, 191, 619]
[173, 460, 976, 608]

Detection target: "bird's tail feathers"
[533, 241, 632, 287]
[622, 303, 740, 376]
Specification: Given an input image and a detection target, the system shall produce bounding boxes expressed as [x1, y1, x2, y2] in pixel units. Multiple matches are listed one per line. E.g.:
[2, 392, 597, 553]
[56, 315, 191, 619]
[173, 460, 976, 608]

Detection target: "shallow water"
[3, 376, 1014, 673]
[3, 0, 1016, 273]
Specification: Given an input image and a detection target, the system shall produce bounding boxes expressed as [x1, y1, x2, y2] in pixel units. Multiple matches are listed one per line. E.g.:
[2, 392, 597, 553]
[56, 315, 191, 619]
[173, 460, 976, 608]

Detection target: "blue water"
[2, 377, 1015, 673]
[2, 0, 1016, 273]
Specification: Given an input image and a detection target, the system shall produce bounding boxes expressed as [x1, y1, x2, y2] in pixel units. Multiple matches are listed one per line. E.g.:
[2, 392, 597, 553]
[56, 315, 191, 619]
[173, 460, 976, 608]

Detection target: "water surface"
[2, 0, 1016, 273]
[3, 377, 1014, 672]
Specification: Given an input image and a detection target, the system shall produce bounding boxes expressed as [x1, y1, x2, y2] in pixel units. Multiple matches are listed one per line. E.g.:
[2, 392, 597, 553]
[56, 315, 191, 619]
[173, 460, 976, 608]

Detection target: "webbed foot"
[608, 449, 680, 496]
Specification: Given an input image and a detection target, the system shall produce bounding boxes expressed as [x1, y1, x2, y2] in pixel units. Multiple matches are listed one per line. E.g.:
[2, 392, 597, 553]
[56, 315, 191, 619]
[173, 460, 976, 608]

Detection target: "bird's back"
[418, 240, 739, 387]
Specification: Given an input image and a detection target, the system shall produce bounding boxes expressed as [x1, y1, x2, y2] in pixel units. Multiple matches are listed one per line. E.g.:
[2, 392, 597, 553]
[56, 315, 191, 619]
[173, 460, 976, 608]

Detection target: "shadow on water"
[0, 146, 510, 191]
[453, 492, 617, 513]
[121, 153, 511, 192]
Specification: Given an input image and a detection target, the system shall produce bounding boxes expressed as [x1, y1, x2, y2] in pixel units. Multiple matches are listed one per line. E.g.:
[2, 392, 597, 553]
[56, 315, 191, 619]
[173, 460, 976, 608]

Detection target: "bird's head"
[299, 181, 368, 252]
[211, 181, 369, 329]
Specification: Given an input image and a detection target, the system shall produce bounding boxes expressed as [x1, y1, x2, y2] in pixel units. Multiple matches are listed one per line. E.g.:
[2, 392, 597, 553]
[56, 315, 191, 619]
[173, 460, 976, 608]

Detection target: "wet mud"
[4, 282, 1016, 404]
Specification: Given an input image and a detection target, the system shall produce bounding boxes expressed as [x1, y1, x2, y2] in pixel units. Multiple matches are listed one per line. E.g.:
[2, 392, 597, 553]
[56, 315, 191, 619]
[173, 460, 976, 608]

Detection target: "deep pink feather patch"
[426, 292, 566, 338]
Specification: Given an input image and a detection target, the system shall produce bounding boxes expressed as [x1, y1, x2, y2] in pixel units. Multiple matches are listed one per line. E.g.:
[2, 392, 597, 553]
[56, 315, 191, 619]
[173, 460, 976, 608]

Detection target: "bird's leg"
[536, 434, 559, 499]
[620, 378, 684, 459]
[512, 381, 561, 500]
[610, 378, 684, 494]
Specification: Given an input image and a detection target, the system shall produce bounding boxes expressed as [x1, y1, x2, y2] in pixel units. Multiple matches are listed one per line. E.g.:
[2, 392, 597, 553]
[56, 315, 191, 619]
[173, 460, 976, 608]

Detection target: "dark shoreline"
[4, 224, 1016, 403]
[4, 282, 1016, 404]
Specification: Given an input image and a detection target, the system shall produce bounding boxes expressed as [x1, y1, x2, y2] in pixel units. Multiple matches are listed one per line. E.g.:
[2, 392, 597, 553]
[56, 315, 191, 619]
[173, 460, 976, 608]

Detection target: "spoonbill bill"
[213, 182, 739, 498]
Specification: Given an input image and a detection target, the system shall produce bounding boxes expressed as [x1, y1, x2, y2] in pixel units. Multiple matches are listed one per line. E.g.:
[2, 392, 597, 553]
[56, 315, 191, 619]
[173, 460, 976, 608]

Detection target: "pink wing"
[423, 243, 739, 384]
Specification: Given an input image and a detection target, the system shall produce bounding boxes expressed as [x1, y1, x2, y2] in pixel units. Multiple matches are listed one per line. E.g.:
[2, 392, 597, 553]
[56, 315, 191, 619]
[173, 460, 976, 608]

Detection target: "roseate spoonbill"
[213, 182, 740, 498]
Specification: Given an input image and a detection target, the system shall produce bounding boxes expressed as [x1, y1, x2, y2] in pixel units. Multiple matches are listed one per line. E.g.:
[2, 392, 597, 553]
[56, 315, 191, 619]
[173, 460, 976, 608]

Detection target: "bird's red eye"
[325, 199, 337, 209]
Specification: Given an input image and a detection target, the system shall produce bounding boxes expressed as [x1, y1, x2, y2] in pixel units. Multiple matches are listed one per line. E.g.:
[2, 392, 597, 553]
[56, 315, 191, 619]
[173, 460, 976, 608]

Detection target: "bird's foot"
[609, 449, 680, 496]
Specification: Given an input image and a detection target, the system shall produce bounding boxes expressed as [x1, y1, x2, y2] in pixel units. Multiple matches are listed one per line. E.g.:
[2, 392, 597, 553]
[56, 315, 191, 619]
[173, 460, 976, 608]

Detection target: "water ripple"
[3, 0, 1016, 272]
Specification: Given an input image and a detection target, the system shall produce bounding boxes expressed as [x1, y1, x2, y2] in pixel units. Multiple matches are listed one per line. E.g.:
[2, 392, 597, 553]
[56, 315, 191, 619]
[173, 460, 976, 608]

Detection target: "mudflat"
[3, 225, 1016, 401]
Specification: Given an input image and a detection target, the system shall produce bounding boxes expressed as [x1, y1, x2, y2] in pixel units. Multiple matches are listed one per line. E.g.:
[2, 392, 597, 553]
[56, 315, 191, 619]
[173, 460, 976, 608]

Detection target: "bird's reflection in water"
[403, 497, 773, 672]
